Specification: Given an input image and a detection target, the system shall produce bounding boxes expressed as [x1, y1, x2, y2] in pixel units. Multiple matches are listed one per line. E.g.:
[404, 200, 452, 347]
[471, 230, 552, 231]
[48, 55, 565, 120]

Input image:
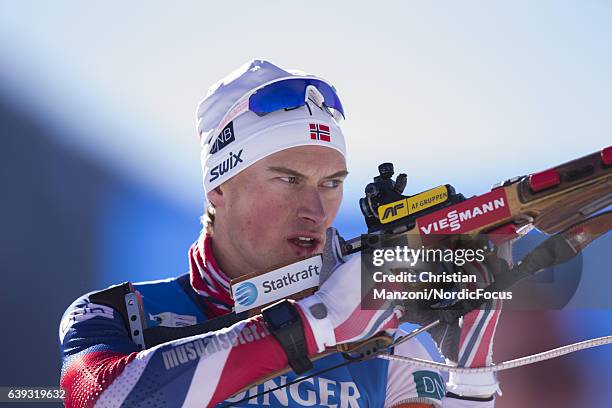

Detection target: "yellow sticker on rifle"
[378, 199, 409, 223]
[378, 185, 449, 224]
[407, 186, 449, 213]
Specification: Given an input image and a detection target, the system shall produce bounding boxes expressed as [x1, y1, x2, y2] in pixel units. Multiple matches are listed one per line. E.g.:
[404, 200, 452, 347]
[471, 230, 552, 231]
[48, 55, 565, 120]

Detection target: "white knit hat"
[196, 59, 346, 194]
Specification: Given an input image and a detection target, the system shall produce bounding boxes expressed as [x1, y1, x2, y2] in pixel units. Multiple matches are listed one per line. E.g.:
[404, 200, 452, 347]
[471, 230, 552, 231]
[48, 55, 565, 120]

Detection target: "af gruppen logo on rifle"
[417, 189, 511, 236]
[309, 123, 331, 142]
[378, 186, 450, 224]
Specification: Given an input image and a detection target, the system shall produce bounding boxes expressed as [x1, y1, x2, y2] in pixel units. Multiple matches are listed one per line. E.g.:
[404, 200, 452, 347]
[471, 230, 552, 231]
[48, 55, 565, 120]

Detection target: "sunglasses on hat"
[212, 77, 345, 140]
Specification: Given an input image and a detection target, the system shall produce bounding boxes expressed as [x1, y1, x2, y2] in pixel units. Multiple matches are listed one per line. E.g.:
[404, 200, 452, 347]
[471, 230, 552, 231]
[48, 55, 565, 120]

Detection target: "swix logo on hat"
[309, 123, 331, 142]
[209, 122, 235, 154]
[209, 149, 244, 182]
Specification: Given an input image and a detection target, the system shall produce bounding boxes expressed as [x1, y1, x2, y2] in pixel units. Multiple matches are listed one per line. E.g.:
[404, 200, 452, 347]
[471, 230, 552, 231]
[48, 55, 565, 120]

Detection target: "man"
[59, 59, 502, 407]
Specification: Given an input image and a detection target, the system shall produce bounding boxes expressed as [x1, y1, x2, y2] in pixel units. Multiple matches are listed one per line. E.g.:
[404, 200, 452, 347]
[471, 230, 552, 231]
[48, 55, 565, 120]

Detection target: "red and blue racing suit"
[59, 235, 494, 408]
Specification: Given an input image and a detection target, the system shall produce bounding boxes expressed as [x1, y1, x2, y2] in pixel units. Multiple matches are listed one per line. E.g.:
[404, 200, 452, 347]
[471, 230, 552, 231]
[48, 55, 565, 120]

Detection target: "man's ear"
[207, 186, 224, 208]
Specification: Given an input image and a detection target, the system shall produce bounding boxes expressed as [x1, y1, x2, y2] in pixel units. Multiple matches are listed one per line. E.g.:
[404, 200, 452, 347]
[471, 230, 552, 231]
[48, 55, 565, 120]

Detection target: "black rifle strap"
[87, 278, 251, 349]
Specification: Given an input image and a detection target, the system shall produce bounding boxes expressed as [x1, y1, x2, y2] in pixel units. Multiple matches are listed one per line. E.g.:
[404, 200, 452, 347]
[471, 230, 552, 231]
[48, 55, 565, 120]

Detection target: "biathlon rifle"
[90, 146, 612, 381]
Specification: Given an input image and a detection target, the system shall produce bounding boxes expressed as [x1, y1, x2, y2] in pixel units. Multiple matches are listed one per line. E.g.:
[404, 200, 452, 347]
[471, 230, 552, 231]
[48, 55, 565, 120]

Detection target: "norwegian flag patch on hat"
[309, 123, 331, 142]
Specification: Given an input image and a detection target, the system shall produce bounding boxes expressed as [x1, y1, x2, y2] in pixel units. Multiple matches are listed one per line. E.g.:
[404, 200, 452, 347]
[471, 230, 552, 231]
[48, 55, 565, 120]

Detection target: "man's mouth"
[289, 236, 317, 248]
[287, 233, 323, 256]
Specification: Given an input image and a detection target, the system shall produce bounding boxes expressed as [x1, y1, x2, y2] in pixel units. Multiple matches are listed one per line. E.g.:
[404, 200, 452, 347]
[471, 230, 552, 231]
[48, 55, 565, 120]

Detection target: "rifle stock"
[344, 147, 612, 252]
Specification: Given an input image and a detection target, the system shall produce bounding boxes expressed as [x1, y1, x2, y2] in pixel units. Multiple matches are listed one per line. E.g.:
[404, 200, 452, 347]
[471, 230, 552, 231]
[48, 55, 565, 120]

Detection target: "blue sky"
[1, 1, 610, 213]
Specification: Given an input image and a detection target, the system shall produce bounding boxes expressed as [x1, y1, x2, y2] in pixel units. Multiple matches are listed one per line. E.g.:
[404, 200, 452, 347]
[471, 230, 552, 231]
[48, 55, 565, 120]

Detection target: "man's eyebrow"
[324, 170, 349, 179]
[266, 166, 349, 179]
[266, 166, 306, 177]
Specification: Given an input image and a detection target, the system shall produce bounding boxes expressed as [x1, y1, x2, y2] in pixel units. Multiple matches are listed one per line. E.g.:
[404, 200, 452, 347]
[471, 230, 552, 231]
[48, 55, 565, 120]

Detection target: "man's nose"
[297, 187, 327, 225]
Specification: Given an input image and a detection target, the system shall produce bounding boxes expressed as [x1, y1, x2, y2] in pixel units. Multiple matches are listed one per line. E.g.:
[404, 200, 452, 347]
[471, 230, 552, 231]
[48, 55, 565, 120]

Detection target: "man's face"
[211, 145, 347, 275]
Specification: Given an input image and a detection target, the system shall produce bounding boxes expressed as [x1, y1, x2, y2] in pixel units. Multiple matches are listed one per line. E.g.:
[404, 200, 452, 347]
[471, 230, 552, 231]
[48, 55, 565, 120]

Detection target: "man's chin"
[286, 239, 322, 259]
[247, 244, 321, 276]
[263, 249, 317, 271]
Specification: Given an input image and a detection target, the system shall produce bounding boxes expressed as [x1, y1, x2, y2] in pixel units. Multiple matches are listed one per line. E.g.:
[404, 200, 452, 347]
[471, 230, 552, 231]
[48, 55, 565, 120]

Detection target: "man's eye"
[322, 179, 342, 188]
[280, 176, 299, 184]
